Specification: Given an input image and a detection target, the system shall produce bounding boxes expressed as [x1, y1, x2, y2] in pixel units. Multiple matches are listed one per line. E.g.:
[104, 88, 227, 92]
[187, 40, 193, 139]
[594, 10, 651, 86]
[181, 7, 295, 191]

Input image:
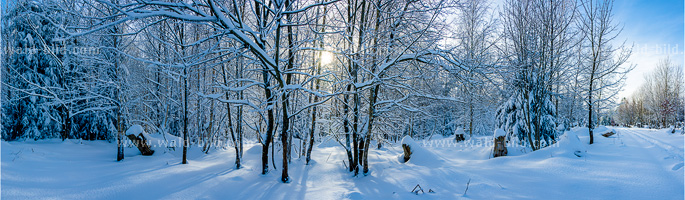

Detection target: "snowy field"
[2, 127, 683, 199]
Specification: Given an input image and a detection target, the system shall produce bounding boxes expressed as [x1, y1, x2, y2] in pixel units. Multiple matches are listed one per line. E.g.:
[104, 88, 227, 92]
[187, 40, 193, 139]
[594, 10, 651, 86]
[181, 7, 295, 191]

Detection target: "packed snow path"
[620, 128, 685, 171]
[2, 127, 683, 199]
[583, 127, 684, 199]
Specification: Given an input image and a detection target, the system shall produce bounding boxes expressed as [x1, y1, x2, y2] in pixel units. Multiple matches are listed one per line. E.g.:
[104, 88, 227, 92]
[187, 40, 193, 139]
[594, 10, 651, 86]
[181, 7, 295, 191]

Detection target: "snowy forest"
[2, 0, 684, 199]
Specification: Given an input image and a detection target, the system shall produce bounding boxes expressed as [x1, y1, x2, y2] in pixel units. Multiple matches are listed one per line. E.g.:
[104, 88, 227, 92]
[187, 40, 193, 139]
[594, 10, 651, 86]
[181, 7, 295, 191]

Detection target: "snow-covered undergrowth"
[2, 127, 683, 199]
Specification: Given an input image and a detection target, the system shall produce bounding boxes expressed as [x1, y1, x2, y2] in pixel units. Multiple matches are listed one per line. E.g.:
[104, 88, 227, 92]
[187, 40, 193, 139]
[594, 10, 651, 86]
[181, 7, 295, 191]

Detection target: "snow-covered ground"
[2, 127, 683, 199]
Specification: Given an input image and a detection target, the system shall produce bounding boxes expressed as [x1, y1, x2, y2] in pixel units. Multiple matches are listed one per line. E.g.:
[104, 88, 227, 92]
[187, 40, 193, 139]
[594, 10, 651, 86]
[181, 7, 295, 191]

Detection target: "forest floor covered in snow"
[2, 127, 684, 199]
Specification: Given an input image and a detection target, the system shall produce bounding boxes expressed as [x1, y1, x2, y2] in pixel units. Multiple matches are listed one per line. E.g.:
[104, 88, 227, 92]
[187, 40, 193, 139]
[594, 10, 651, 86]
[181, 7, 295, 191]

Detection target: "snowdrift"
[593, 126, 616, 137]
[2, 127, 684, 199]
[552, 129, 587, 157]
[398, 136, 441, 166]
[124, 125, 183, 156]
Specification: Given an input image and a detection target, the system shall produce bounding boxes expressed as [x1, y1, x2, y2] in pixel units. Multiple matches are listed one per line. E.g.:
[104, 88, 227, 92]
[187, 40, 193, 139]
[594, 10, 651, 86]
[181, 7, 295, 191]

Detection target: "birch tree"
[577, 0, 632, 144]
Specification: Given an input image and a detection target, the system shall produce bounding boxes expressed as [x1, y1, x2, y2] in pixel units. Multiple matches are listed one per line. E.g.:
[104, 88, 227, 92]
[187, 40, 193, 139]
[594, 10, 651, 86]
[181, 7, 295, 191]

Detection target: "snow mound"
[665, 126, 682, 134]
[455, 127, 471, 140]
[556, 123, 565, 131]
[549, 129, 587, 158]
[245, 144, 262, 155]
[126, 125, 145, 136]
[493, 128, 506, 138]
[592, 126, 614, 134]
[123, 125, 183, 154]
[593, 126, 615, 136]
[125, 124, 157, 143]
[399, 136, 440, 166]
[401, 135, 417, 146]
[317, 136, 341, 148]
[455, 127, 466, 135]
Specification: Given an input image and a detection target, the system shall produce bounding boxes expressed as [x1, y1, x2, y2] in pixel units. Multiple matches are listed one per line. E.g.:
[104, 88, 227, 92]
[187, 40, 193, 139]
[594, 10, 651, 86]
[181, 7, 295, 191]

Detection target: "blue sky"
[613, 0, 685, 99]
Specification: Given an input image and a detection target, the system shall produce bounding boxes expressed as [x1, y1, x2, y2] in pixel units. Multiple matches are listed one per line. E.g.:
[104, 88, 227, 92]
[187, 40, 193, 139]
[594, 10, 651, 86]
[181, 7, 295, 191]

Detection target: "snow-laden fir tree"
[496, 0, 576, 150]
[2, 0, 118, 141]
[2, 0, 67, 140]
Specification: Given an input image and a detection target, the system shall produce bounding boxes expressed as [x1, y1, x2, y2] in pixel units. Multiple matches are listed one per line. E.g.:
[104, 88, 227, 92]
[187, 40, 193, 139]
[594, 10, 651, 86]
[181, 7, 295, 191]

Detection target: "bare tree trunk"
[469, 97, 474, 137]
[523, 90, 536, 151]
[279, 0, 294, 182]
[343, 92, 354, 172]
[588, 75, 595, 145]
[182, 65, 189, 164]
[112, 9, 124, 161]
[204, 71, 215, 154]
[363, 85, 380, 174]
[306, 96, 318, 165]
[252, 1, 275, 175]
[236, 57, 244, 167]
[362, 0, 382, 175]
[222, 63, 240, 168]
[344, 0, 360, 175]
[306, 3, 327, 165]
[180, 20, 189, 165]
[261, 76, 275, 174]
[117, 107, 124, 161]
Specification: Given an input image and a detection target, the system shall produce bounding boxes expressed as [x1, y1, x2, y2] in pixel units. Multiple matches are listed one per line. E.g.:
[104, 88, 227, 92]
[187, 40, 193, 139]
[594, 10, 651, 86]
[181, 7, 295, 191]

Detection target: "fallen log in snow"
[601, 131, 616, 137]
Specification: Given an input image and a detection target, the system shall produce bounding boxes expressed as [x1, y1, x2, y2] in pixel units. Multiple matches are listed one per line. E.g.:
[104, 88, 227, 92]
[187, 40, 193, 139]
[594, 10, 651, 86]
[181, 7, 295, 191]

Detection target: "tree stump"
[126, 133, 155, 156]
[455, 134, 465, 142]
[493, 136, 507, 158]
[402, 144, 412, 162]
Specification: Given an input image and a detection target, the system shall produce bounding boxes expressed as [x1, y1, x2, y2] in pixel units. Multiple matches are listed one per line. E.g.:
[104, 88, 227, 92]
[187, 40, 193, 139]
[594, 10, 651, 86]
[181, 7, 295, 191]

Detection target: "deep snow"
[2, 127, 683, 199]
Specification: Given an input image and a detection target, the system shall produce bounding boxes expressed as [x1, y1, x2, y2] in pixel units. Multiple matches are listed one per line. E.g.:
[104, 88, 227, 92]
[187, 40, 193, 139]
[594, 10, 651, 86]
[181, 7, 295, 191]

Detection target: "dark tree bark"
[261, 73, 275, 175]
[253, 1, 275, 175]
[402, 144, 411, 162]
[343, 93, 354, 172]
[182, 65, 189, 164]
[126, 133, 155, 155]
[117, 111, 124, 161]
[223, 64, 240, 169]
[588, 80, 594, 144]
[280, 0, 294, 183]
[181, 21, 188, 164]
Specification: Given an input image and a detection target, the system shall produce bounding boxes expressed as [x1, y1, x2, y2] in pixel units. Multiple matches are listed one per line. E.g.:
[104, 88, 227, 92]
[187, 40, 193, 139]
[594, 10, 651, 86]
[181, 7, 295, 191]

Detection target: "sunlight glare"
[320, 51, 334, 65]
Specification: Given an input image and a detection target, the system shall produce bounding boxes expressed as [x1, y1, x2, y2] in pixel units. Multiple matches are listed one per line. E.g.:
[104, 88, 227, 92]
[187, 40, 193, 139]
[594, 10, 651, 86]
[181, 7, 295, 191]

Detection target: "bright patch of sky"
[614, 0, 684, 99]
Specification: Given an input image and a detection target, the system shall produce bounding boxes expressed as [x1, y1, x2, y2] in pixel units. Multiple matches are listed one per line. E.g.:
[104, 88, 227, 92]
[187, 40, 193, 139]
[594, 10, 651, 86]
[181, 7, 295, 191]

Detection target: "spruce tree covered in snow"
[0, 0, 113, 141]
[2, 0, 121, 142]
[2, 0, 65, 140]
[497, 0, 576, 150]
